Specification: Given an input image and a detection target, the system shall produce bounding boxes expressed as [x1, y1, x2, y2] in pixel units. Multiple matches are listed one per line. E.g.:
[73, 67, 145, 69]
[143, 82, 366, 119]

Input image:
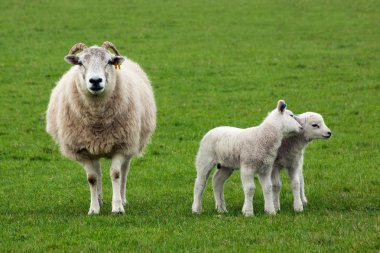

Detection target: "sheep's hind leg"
[110, 154, 127, 214]
[258, 169, 276, 215]
[240, 166, 255, 217]
[288, 164, 303, 212]
[120, 158, 131, 206]
[82, 160, 101, 215]
[212, 167, 233, 213]
[192, 157, 214, 214]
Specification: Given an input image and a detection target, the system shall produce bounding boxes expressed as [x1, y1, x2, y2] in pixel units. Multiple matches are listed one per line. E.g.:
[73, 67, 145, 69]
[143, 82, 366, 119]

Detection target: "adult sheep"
[46, 42, 156, 215]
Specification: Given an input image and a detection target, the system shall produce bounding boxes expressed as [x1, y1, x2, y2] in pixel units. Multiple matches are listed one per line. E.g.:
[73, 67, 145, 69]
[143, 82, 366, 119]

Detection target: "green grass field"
[0, 0, 379, 251]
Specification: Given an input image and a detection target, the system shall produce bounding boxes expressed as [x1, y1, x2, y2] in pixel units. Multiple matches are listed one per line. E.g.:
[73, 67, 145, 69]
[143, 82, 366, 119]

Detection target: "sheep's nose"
[89, 77, 103, 85]
[327, 131, 332, 136]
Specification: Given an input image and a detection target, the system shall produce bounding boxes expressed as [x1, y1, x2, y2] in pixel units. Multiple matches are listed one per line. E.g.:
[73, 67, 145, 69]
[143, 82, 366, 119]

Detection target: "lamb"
[192, 100, 303, 216]
[46, 42, 156, 215]
[271, 112, 331, 212]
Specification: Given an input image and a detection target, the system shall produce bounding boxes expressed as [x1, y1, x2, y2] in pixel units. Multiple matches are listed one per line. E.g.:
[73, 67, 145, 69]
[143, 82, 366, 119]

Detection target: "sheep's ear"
[277, 100, 286, 113]
[64, 55, 80, 65]
[109, 56, 125, 66]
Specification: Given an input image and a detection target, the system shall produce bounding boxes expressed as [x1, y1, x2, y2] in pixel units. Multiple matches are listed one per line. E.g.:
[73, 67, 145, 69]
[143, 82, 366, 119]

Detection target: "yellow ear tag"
[114, 63, 121, 70]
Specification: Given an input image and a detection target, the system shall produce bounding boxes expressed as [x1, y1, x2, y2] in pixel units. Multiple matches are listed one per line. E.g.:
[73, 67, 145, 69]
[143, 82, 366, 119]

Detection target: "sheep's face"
[65, 47, 124, 95]
[276, 100, 303, 137]
[298, 112, 332, 141]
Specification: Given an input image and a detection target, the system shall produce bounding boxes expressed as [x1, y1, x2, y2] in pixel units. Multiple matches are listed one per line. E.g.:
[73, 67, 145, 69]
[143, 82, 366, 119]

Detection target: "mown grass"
[0, 0, 379, 252]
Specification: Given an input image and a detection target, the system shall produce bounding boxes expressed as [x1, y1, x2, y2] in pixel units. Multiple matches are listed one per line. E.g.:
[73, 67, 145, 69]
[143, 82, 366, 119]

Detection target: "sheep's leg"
[299, 157, 307, 206]
[212, 167, 234, 213]
[94, 160, 103, 208]
[192, 157, 214, 214]
[82, 160, 101, 215]
[258, 170, 276, 215]
[288, 163, 303, 212]
[271, 166, 282, 212]
[240, 166, 255, 216]
[120, 158, 131, 206]
[110, 154, 127, 214]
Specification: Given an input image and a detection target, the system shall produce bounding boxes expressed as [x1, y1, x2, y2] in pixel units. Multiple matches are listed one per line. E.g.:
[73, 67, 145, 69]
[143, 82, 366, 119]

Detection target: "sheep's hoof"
[122, 199, 128, 206]
[301, 198, 308, 206]
[112, 207, 125, 214]
[88, 208, 100, 215]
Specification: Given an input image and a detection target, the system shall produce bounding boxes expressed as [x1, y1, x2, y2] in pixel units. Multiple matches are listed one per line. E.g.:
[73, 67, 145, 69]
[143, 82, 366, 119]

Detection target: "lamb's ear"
[109, 56, 125, 66]
[64, 55, 80, 65]
[277, 100, 287, 113]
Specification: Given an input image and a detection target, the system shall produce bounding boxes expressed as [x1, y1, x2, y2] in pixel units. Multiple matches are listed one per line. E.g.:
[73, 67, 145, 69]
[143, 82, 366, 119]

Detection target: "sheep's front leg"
[298, 157, 307, 206]
[110, 154, 127, 214]
[120, 158, 131, 206]
[94, 160, 103, 207]
[212, 167, 234, 213]
[288, 162, 303, 212]
[82, 160, 101, 215]
[240, 166, 255, 216]
[271, 166, 282, 212]
[258, 169, 276, 215]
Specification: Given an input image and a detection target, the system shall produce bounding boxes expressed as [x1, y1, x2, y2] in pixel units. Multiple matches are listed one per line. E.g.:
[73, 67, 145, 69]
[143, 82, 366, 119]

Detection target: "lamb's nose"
[327, 131, 332, 136]
[89, 78, 102, 85]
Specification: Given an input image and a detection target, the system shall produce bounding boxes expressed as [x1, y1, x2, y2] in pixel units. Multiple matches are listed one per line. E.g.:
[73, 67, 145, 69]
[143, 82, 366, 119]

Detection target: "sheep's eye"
[108, 60, 114, 65]
[290, 114, 294, 118]
[78, 61, 83, 66]
[312, 124, 319, 128]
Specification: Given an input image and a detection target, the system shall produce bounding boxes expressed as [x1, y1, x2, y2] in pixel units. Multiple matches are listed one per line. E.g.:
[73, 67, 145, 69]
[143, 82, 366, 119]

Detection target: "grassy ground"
[0, 0, 379, 252]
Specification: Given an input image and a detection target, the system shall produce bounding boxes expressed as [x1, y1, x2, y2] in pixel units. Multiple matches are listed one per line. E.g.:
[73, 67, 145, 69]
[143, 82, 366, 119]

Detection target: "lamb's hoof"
[302, 198, 308, 206]
[242, 209, 254, 217]
[122, 199, 128, 206]
[112, 207, 125, 214]
[192, 203, 202, 214]
[294, 205, 304, 213]
[88, 208, 100, 215]
[265, 209, 277, 215]
[216, 206, 228, 213]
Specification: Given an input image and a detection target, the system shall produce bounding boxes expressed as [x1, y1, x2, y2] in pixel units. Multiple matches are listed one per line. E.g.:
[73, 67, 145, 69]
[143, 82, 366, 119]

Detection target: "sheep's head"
[275, 100, 303, 136]
[64, 42, 125, 95]
[297, 112, 332, 141]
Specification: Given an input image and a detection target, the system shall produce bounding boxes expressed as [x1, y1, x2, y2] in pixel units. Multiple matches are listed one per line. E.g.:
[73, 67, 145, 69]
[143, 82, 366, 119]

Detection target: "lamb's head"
[272, 100, 303, 137]
[297, 112, 332, 141]
[64, 42, 125, 95]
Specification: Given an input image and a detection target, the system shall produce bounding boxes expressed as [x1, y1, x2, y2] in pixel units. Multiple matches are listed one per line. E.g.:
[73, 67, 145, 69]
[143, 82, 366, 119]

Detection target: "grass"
[0, 0, 379, 251]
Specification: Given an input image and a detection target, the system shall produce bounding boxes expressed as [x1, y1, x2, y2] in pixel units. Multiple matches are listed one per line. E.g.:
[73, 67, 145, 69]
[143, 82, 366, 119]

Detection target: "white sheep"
[271, 112, 331, 212]
[46, 42, 156, 215]
[192, 100, 303, 216]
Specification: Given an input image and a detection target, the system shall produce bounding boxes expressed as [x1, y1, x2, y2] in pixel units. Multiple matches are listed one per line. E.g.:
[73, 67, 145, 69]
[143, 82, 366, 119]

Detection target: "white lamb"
[271, 112, 332, 212]
[192, 100, 303, 216]
[46, 42, 156, 215]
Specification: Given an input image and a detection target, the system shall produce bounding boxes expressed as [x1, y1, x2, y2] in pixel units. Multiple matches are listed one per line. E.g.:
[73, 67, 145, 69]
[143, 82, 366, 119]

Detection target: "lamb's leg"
[299, 157, 307, 206]
[240, 166, 255, 216]
[82, 160, 101, 215]
[110, 154, 127, 214]
[212, 167, 234, 213]
[94, 160, 103, 208]
[271, 166, 282, 212]
[120, 158, 131, 206]
[288, 163, 303, 212]
[192, 156, 214, 214]
[258, 170, 276, 215]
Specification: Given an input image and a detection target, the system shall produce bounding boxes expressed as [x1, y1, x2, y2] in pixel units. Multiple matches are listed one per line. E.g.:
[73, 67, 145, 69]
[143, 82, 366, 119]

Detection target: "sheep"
[46, 42, 156, 215]
[192, 100, 303, 216]
[271, 112, 332, 212]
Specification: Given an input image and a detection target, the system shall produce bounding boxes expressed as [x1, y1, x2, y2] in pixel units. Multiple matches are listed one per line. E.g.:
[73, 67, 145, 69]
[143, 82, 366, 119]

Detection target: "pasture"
[0, 0, 379, 251]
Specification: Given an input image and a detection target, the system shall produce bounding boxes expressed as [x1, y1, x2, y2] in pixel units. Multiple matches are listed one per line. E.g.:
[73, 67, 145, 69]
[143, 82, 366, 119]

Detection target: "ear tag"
[280, 103, 287, 112]
[114, 63, 121, 70]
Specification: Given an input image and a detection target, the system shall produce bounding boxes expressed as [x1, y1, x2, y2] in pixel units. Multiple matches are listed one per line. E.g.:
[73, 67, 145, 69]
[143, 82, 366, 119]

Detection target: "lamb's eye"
[108, 60, 114, 65]
[290, 114, 294, 118]
[312, 124, 319, 128]
[78, 61, 83, 66]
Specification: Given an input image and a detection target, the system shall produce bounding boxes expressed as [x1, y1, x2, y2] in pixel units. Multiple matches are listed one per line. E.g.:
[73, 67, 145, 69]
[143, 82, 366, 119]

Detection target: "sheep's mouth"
[322, 135, 331, 139]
